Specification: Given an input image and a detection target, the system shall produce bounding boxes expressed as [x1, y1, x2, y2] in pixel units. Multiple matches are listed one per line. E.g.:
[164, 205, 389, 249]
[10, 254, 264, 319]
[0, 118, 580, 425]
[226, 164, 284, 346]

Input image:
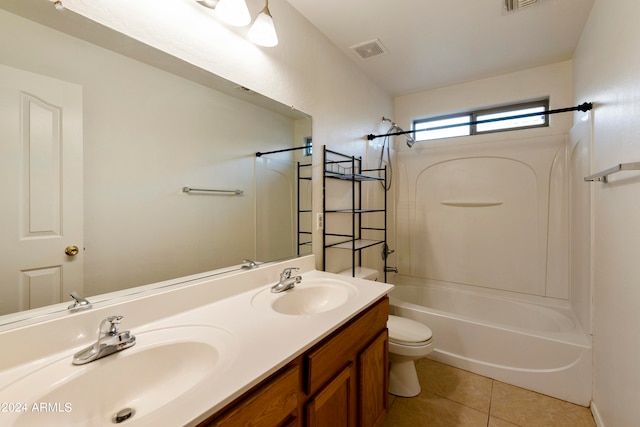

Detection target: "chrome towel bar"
[584, 162, 640, 183]
[182, 187, 243, 195]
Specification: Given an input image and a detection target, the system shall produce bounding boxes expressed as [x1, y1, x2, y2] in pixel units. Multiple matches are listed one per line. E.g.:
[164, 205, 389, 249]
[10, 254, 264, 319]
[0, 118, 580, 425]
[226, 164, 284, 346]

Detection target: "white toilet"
[387, 314, 434, 397]
[339, 267, 435, 397]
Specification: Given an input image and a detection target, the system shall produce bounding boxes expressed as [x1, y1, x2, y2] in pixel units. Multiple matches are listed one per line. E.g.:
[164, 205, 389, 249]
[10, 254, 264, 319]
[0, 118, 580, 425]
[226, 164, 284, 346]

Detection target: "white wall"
[573, 0, 640, 425]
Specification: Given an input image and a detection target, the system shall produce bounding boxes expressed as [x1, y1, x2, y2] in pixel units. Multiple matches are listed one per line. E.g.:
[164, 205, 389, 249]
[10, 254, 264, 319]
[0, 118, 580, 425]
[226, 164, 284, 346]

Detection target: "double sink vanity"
[0, 255, 393, 426]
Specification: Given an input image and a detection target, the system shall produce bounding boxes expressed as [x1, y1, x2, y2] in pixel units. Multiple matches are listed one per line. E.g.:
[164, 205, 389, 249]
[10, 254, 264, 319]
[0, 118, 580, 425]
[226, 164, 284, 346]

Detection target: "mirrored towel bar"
[182, 187, 243, 195]
[584, 162, 640, 183]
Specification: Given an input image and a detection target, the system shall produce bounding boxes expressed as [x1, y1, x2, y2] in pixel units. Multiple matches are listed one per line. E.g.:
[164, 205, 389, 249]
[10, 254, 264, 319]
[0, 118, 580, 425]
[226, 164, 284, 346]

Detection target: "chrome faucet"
[68, 292, 92, 312]
[270, 267, 302, 293]
[241, 259, 259, 269]
[72, 316, 136, 365]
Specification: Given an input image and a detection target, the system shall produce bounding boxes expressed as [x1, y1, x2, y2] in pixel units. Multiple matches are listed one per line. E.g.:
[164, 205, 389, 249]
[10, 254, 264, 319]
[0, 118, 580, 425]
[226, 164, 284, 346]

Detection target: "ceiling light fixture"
[248, 0, 278, 47]
[196, 0, 278, 47]
[215, 0, 251, 27]
[49, 0, 64, 11]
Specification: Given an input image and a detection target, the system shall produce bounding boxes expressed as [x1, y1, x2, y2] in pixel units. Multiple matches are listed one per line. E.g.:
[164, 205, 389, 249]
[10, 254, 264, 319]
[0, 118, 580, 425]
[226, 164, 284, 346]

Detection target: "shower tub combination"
[389, 278, 591, 406]
[387, 134, 593, 406]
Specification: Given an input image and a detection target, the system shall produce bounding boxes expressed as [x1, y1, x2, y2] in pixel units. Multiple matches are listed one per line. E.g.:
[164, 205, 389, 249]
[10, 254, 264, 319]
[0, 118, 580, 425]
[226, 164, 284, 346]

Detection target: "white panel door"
[0, 64, 83, 315]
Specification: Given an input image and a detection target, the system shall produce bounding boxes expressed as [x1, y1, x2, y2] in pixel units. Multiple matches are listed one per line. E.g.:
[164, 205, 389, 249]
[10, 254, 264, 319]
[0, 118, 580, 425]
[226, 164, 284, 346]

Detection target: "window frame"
[304, 137, 312, 157]
[412, 98, 550, 142]
[471, 99, 549, 135]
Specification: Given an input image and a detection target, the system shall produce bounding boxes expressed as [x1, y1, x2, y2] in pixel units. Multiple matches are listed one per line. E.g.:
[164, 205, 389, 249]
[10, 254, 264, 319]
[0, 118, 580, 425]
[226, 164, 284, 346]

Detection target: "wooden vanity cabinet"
[201, 365, 301, 427]
[198, 297, 388, 427]
[304, 297, 389, 427]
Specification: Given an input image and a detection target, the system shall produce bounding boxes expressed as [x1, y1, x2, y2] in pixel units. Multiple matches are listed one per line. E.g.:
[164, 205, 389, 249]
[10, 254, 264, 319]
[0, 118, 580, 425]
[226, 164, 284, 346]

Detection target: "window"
[414, 115, 471, 141]
[413, 99, 549, 142]
[304, 137, 312, 156]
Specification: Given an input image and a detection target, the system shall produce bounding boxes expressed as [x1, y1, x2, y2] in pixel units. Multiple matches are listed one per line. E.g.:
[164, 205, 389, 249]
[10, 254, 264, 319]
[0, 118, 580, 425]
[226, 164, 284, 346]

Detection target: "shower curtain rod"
[256, 145, 309, 157]
[366, 102, 593, 141]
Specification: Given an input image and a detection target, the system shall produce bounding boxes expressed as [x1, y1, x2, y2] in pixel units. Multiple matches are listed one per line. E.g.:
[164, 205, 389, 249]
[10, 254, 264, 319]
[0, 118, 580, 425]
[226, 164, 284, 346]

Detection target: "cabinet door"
[305, 364, 356, 427]
[359, 330, 389, 427]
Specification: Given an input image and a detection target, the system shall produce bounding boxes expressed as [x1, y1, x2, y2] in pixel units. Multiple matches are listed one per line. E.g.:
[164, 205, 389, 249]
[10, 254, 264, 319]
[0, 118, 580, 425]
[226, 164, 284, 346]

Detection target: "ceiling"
[286, 0, 595, 96]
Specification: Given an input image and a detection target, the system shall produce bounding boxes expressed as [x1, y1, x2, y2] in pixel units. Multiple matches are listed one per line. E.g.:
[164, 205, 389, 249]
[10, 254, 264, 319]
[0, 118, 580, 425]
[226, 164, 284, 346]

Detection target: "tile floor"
[383, 359, 596, 427]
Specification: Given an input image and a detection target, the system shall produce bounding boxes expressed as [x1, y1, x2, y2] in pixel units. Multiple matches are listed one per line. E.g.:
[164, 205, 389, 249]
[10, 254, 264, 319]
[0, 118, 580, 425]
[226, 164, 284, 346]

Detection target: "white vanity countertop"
[180, 269, 392, 426]
[0, 256, 393, 427]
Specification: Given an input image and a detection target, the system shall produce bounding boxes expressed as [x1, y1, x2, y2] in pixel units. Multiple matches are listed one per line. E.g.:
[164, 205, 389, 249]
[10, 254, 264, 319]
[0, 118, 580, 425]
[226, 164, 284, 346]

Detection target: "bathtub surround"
[394, 134, 569, 298]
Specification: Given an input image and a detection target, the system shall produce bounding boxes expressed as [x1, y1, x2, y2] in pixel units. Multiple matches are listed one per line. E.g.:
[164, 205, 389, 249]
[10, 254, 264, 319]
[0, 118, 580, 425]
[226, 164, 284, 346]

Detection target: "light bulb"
[49, 0, 64, 10]
[215, 0, 251, 27]
[248, 7, 278, 47]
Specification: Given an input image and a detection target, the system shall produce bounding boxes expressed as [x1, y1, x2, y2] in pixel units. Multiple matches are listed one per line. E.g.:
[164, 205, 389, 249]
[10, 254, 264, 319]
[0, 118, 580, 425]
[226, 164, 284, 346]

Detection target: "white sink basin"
[252, 278, 358, 315]
[0, 325, 237, 426]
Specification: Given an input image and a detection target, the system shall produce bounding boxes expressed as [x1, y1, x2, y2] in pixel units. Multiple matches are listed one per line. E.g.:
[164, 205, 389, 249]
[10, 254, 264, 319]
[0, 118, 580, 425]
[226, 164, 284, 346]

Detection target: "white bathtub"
[389, 277, 592, 406]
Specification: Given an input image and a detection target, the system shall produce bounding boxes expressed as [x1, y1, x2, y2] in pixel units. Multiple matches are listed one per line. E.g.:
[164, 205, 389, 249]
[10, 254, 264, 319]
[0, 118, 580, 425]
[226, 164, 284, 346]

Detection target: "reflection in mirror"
[0, 2, 312, 324]
[256, 141, 313, 262]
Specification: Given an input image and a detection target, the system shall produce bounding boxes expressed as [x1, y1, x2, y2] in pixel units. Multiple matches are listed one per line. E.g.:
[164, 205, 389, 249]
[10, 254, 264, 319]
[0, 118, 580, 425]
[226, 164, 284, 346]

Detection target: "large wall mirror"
[0, 1, 312, 324]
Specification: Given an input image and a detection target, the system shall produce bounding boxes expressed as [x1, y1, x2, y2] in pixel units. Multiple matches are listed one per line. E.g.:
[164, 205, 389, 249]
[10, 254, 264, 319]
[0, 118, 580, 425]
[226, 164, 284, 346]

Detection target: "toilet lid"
[387, 315, 433, 345]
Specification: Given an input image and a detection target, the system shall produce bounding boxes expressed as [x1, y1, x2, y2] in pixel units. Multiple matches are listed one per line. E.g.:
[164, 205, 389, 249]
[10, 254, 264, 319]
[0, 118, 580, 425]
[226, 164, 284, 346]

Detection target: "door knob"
[65, 245, 80, 256]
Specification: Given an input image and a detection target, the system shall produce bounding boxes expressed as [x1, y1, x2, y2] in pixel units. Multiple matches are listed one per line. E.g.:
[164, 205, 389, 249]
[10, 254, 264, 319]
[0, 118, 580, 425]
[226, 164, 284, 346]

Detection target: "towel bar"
[182, 187, 243, 195]
[584, 162, 640, 183]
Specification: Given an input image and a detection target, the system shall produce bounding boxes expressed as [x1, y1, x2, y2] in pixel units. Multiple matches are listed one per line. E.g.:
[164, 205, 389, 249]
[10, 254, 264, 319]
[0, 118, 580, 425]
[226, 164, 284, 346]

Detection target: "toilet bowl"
[338, 267, 434, 397]
[387, 314, 434, 397]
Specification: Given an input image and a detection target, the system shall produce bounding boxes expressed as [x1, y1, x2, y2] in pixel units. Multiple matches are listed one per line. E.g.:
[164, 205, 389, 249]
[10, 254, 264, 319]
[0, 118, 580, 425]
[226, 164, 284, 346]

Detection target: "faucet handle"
[100, 315, 123, 336]
[281, 267, 300, 280]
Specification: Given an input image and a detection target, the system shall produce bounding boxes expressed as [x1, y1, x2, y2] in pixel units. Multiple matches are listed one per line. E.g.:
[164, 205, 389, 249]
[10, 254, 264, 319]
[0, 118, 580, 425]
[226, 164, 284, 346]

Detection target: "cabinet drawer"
[203, 365, 299, 427]
[305, 297, 388, 395]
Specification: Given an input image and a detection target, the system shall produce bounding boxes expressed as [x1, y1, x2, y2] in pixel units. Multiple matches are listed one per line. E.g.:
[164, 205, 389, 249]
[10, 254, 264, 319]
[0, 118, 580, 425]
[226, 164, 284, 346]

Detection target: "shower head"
[406, 134, 416, 148]
[383, 119, 416, 148]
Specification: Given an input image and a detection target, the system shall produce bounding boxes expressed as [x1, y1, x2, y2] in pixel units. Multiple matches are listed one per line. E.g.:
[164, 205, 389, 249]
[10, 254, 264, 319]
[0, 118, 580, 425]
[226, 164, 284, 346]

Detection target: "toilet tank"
[338, 267, 380, 281]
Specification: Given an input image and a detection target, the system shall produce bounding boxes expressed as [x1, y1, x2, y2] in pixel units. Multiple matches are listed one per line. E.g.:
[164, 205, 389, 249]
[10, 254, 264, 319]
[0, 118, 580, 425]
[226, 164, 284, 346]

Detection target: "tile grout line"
[486, 379, 494, 427]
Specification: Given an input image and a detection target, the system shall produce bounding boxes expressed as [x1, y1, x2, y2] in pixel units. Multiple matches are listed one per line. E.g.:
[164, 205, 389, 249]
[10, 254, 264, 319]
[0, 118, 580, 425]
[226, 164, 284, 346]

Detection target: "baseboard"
[591, 401, 604, 427]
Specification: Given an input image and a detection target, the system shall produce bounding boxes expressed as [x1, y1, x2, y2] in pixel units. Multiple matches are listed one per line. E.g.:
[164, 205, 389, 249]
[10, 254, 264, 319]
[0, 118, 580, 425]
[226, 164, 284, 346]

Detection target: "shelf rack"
[297, 161, 313, 256]
[322, 146, 387, 281]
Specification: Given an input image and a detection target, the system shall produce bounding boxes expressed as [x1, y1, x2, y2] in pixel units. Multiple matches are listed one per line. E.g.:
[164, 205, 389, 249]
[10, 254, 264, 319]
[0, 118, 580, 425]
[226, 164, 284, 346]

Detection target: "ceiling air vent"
[350, 39, 388, 60]
[504, 0, 540, 12]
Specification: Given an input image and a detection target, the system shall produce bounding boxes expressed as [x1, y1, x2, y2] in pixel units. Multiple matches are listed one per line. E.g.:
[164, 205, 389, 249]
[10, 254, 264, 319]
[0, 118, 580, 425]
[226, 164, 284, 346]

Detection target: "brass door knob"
[65, 245, 80, 256]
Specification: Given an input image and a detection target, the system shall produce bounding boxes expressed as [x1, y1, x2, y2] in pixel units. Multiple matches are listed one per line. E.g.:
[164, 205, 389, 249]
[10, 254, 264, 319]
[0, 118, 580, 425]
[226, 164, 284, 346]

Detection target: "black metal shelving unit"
[322, 146, 387, 281]
[297, 161, 313, 256]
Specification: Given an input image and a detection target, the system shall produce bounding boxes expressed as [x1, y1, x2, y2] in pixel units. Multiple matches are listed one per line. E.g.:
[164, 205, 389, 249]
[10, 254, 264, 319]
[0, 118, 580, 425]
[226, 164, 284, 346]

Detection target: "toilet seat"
[388, 315, 433, 346]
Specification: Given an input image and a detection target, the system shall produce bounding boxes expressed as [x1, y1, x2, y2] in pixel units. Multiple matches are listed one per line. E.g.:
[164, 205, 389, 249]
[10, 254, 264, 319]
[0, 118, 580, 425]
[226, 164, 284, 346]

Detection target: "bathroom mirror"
[0, 1, 312, 324]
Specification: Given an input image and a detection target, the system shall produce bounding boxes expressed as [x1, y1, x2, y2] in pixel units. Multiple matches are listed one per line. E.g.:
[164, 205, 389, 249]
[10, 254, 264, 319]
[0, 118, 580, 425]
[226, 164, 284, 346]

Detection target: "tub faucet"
[72, 315, 136, 365]
[271, 267, 302, 293]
